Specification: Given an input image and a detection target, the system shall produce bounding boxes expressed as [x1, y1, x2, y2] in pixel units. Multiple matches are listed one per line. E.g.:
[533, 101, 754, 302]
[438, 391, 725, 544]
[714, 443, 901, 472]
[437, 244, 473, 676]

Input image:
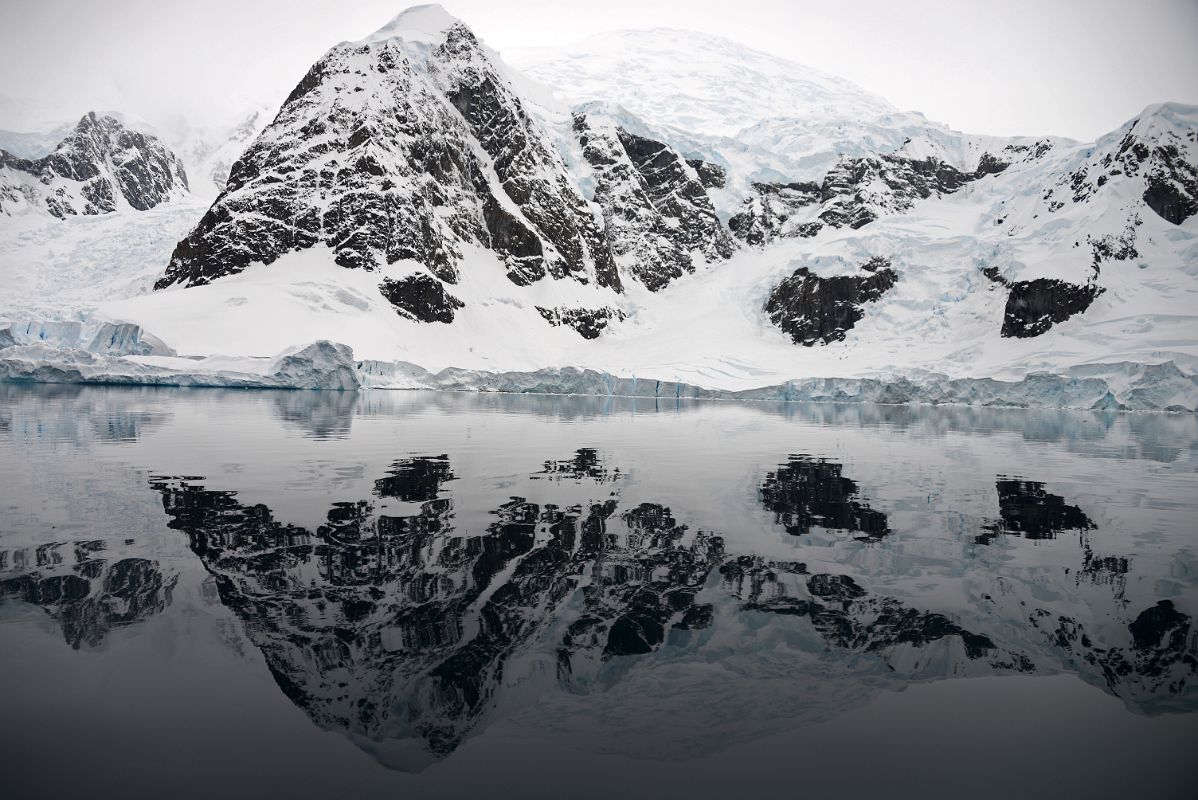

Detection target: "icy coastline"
[2, 322, 1194, 411]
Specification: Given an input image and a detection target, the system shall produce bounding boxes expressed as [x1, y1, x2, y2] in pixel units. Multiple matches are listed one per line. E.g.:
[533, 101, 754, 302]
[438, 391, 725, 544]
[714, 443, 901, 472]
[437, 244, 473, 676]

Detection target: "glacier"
[0, 5, 1195, 411]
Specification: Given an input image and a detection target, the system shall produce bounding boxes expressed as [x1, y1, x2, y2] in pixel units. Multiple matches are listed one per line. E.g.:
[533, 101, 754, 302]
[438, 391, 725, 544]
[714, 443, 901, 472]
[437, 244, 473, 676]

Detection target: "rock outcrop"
[574, 111, 734, 290]
[536, 305, 625, 339]
[999, 278, 1102, 339]
[765, 256, 898, 345]
[1049, 103, 1198, 225]
[730, 151, 1012, 244]
[380, 274, 464, 323]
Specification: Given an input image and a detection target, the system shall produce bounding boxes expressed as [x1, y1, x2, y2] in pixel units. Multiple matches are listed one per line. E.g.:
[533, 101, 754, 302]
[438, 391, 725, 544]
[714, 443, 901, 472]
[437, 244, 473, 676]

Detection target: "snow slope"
[1, 7, 1196, 409]
[507, 29, 896, 139]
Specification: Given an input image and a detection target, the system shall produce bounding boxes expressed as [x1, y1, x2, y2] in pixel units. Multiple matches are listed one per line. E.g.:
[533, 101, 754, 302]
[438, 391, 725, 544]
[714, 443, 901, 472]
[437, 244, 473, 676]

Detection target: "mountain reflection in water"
[0, 385, 1195, 797]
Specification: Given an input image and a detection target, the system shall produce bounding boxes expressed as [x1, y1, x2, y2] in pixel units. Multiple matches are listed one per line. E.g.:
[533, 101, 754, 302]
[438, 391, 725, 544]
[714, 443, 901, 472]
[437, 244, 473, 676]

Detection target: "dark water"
[1, 384, 1196, 799]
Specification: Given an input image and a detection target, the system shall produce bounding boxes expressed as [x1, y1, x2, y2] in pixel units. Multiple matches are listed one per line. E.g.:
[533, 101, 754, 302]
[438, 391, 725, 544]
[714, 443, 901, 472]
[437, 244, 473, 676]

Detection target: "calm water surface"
[1, 384, 1196, 799]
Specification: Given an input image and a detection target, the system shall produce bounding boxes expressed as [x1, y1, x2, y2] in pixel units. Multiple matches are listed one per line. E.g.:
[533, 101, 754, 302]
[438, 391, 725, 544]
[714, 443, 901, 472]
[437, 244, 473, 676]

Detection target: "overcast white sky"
[1, 0, 1196, 140]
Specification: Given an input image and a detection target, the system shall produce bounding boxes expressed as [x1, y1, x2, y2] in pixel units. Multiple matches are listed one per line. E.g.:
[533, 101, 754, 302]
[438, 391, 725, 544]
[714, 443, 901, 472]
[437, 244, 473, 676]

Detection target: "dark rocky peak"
[765, 255, 898, 345]
[573, 109, 734, 291]
[1044, 103, 1198, 224]
[0, 111, 188, 218]
[433, 25, 621, 291]
[157, 37, 485, 288]
[155, 9, 622, 318]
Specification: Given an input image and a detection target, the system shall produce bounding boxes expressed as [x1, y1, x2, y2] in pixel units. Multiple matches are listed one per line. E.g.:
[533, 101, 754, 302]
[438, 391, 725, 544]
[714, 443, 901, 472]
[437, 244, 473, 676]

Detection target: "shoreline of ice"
[2, 323, 1195, 413]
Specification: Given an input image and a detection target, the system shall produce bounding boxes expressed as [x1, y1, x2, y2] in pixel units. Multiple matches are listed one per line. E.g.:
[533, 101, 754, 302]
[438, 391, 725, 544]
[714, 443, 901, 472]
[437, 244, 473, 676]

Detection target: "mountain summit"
[154, 7, 747, 336]
[0, 112, 188, 218]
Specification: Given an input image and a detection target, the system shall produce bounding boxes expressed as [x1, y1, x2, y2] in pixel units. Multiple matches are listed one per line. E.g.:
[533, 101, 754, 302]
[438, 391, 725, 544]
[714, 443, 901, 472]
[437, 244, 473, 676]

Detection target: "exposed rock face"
[685, 158, 726, 189]
[1139, 129, 1198, 224]
[440, 28, 620, 292]
[818, 154, 980, 230]
[730, 152, 1009, 244]
[153, 11, 623, 335]
[0, 112, 188, 218]
[729, 181, 821, 245]
[1049, 105, 1198, 225]
[574, 112, 734, 290]
[536, 305, 624, 339]
[380, 274, 464, 323]
[765, 256, 898, 345]
[1000, 278, 1102, 338]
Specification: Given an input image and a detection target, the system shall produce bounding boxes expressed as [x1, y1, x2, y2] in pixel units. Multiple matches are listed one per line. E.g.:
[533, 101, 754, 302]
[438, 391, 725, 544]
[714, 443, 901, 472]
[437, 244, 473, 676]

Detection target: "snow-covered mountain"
[1, 4, 1197, 409]
[163, 106, 275, 199]
[0, 111, 189, 218]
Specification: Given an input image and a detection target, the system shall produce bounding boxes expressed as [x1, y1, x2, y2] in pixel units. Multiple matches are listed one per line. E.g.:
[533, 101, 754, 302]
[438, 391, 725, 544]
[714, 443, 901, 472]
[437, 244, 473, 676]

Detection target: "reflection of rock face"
[561, 503, 723, 667]
[535, 447, 620, 483]
[375, 454, 454, 501]
[977, 478, 1096, 544]
[142, 449, 1195, 769]
[1036, 600, 1196, 715]
[759, 455, 889, 540]
[0, 542, 176, 648]
[722, 558, 1001, 662]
